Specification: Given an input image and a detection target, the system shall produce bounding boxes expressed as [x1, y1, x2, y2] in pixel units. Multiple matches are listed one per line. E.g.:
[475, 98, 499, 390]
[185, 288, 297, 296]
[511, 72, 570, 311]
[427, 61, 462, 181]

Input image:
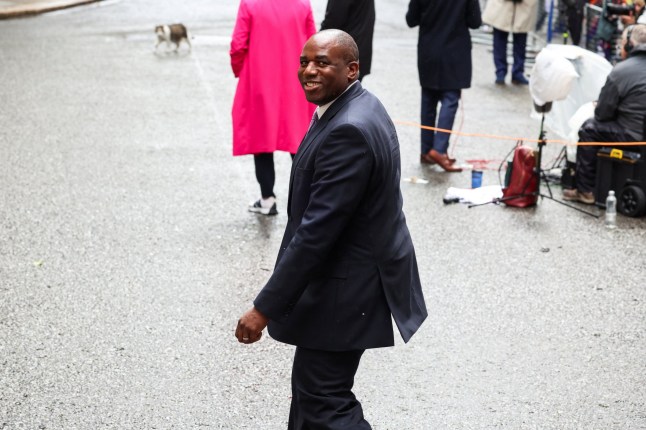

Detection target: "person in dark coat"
[406, 0, 482, 172]
[235, 30, 427, 429]
[563, 24, 646, 205]
[558, 0, 586, 46]
[320, 0, 375, 80]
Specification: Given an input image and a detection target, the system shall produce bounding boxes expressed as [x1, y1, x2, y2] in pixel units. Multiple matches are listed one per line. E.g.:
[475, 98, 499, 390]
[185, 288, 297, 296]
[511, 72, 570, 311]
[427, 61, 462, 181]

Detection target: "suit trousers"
[288, 347, 371, 430]
[420, 88, 461, 155]
[576, 118, 635, 193]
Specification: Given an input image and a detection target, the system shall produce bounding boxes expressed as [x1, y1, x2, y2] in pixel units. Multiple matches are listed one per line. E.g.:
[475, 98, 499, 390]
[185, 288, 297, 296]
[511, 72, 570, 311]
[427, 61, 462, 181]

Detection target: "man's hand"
[235, 307, 269, 344]
[620, 14, 636, 26]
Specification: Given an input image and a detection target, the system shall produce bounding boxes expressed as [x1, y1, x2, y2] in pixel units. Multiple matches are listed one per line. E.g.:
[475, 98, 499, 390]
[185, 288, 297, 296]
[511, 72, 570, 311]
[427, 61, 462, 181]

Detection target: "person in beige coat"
[482, 0, 538, 85]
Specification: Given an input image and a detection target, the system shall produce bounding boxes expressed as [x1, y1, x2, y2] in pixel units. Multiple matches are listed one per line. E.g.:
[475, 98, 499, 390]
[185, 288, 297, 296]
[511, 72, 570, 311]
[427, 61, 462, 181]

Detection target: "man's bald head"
[298, 30, 361, 105]
[312, 29, 359, 66]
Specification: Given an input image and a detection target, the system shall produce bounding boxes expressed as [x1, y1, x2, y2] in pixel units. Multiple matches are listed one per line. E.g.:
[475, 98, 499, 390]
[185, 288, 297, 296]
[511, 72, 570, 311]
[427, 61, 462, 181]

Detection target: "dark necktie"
[307, 112, 319, 135]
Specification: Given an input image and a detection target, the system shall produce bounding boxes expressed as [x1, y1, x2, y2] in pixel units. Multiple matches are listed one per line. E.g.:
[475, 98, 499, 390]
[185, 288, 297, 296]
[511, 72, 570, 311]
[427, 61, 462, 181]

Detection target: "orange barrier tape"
[395, 120, 646, 147]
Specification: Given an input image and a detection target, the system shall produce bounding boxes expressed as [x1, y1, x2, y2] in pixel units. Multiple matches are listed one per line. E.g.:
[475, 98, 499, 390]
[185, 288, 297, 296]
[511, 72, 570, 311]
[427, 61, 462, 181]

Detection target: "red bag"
[502, 144, 538, 208]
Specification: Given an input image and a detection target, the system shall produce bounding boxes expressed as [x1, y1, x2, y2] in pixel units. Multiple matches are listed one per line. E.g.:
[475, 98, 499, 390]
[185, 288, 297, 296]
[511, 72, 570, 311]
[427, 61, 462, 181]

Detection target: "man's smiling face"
[298, 34, 358, 106]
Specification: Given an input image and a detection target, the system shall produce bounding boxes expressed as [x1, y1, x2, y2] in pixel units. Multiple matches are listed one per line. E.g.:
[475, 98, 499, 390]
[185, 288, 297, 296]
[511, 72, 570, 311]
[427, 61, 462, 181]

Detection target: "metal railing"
[584, 3, 624, 63]
[473, 2, 625, 65]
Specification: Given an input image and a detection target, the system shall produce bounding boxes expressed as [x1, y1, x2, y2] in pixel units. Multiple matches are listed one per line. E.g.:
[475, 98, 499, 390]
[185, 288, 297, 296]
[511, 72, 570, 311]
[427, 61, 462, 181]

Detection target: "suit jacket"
[320, 0, 375, 77]
[254, 83, 427, 351]
[406, 0, 482, 90]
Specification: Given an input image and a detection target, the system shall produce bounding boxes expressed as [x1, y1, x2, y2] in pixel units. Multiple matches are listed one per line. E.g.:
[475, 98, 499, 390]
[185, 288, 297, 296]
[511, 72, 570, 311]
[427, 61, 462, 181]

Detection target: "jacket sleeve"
[320, 0, 350, 30]
[405, 0, 421, 28]
[254, 124, 373, 321]
[230, 1, 250, 78]
[594, 76, 619, 122]
[466, 0, 483, 29]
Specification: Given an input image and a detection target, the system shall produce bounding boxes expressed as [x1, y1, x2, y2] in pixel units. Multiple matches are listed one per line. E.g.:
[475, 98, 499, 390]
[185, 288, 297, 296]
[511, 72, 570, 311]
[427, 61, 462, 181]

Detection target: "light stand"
[469, 102, 599, 217]
[533, 103, 599, 217]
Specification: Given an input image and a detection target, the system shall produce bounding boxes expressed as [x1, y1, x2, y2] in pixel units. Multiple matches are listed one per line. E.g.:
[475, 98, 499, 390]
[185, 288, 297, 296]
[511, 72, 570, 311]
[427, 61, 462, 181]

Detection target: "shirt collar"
[316, 80, 359, 120]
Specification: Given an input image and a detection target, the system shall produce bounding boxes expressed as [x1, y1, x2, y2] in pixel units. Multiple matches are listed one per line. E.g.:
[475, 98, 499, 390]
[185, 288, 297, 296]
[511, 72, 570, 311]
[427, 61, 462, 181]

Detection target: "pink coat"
[230, 0, 316, 156]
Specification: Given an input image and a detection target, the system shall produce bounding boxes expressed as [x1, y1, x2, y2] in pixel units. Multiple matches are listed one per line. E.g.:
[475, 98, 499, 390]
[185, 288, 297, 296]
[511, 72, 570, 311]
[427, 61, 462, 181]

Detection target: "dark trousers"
[288, 347, 371, 430]
[576, 118, 635, 193]
[566, 3, 585, 46]
[420, 88, 461, 155]
[253, 153, 295, 199]
[254, 153, 275, 199]
[492, 28, 527, 81]
[558, 0, 586, 45]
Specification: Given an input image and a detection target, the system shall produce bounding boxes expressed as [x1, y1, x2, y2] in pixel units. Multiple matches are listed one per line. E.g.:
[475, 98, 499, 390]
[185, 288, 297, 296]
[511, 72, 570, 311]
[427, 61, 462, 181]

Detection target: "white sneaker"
[248, 197, 278, 216]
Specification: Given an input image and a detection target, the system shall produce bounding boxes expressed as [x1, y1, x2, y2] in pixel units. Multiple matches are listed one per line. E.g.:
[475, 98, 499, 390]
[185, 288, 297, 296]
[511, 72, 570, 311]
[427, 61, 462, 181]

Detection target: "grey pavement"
[0, 0, 100, 19]
[1, 0, 645, 429]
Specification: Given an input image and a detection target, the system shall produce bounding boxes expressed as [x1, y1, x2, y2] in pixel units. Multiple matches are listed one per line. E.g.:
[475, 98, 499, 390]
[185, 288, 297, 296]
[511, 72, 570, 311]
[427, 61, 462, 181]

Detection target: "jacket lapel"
[287, 82, 364, 216]
[293, 82, 364, 167]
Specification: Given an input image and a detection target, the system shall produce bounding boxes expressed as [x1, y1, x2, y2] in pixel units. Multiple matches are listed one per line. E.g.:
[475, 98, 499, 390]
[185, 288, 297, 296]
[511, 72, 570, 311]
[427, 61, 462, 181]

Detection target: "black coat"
[595, 45, 646, 141]
[254, 83, 427, 351]
[321, 0, 375, 77]
[406, 0, 482, 90]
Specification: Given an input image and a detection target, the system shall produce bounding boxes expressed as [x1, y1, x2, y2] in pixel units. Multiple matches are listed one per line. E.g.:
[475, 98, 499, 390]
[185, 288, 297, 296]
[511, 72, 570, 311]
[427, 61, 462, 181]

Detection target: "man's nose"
[303, 61, 318, 75]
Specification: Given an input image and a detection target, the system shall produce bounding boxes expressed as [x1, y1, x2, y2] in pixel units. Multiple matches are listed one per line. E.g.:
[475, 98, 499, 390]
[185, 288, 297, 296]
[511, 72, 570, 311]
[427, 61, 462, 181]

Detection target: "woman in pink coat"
[230, 0, 316, 216]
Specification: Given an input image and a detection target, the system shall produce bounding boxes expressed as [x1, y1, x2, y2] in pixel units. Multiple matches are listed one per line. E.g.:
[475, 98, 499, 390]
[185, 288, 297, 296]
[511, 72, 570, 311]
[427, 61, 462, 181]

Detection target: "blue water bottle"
[471, 170, 483, 188]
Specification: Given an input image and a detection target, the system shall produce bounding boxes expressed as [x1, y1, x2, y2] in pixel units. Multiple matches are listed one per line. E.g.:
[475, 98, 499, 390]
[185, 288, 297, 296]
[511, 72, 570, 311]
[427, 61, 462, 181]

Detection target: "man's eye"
[317, 61, 328, 67]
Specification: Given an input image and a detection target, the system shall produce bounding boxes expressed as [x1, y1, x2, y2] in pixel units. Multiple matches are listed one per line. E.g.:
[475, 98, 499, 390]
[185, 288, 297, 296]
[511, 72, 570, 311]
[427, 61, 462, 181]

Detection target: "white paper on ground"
[444, 185, 503, 205]
[403, 176, 429, 184]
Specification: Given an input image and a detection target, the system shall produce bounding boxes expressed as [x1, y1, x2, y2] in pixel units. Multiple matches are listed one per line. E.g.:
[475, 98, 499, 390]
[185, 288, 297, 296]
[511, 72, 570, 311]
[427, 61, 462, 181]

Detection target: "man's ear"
[347, 61, 360, 81]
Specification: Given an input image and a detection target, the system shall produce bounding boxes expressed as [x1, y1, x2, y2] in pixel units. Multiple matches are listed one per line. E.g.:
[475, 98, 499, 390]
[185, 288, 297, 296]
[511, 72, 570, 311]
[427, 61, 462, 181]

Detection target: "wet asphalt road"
[1, 0, 645, 429]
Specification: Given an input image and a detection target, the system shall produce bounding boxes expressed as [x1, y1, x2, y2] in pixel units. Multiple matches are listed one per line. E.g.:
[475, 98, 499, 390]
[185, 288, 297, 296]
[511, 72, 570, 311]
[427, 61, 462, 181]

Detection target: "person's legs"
[288, 347, 371, 430]
[567, 3, 584, 46]
[420, 87, 440, 155]
[564, 118, 636, 203]
[574, 118, 633, 194]
[249, 152, 278, 215]
[492, 28, 509, 83]
[511, 32, 528, 83]
[573, 144, 598, 196]
[432, 90, 461, 155]
[253, 152, 275, 199]
[420, 89, 462, 172]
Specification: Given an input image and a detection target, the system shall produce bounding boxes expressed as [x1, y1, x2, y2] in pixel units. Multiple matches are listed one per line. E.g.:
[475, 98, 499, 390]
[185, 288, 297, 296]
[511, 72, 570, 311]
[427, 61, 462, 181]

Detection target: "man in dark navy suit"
[235, 30, 427, 429]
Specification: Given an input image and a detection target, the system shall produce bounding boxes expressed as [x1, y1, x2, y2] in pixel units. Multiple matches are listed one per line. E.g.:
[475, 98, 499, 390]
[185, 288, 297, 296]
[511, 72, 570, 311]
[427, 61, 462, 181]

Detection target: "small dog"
[154, 23, 191, 52]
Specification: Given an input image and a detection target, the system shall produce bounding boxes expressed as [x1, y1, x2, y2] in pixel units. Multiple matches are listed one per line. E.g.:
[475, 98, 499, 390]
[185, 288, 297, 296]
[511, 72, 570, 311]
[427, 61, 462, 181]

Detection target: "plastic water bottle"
[605, 190, 617, 229]
[471, 170, 483, 188]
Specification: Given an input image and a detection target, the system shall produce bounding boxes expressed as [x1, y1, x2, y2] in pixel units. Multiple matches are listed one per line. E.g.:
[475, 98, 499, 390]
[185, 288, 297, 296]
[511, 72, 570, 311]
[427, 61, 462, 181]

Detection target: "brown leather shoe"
[429, 149, 462, 172]
[420, 153, 435, 164]
[562, 188, 595, 205]
[420, 152, 456, 165]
